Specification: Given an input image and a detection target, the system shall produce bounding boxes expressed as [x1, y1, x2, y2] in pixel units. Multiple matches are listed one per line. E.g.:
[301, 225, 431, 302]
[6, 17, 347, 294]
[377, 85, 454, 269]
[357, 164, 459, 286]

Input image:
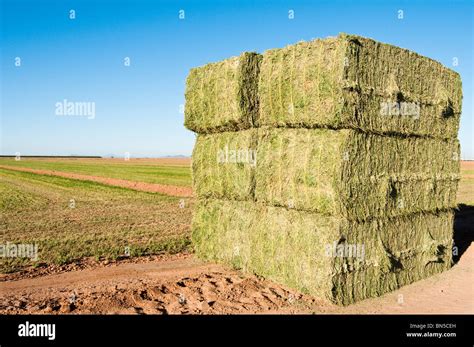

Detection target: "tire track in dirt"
[1, 246, 473, 314]
[0, 254, 326, 314]
[0, 165, 193, 197]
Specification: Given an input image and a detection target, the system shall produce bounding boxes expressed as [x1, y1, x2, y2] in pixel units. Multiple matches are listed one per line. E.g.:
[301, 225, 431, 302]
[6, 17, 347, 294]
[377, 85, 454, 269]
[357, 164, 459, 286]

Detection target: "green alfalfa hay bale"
[192, 198, 454, 304]
[192, 129, 257, 200]
[342, 33, 462, 114]
[258, 33, 462, 139]
[184, 52, 262, 134]
[192, 198, 338, 296]
[332, 248, 452, 305]
[255, 127, 460, 220]
[332, 229, 453, 305]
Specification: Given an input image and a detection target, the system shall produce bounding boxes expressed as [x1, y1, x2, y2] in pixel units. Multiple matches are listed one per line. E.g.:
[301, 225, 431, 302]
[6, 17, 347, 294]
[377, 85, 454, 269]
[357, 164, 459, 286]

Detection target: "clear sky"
[1, 0, 473, 158]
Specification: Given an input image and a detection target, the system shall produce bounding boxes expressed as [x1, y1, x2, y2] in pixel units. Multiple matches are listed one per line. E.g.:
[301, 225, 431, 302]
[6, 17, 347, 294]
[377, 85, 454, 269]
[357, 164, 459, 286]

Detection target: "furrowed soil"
[0, 165, 192, 197]
[1, 159, 472, 314]
[1, 248, 472, 314]
[0, 157, 192, 187]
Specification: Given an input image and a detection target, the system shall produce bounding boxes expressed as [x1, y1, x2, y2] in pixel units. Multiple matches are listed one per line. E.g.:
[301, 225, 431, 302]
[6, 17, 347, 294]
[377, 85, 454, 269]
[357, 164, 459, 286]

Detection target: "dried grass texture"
[192, 199, 453, 305]
[192, 129, 257, 200]
[185, 52, 262, 134]
[258, 34, 462, 139]
[186, 34, 462, 305]
[255, 127, 460, 220]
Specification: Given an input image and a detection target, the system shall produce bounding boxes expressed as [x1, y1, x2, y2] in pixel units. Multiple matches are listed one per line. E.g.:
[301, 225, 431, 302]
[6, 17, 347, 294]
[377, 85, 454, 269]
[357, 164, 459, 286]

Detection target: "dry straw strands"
[192, 199, 453, 305]
[255, 127, 460, 220]
[258, 34, 462, 139]
[185, 52, 262, 134]
[184, 33, 462, 305]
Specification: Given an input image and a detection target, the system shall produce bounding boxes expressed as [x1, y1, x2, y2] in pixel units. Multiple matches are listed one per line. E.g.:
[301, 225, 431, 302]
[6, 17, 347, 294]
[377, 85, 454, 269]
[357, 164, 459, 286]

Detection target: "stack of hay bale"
[185, 34, 462, 305]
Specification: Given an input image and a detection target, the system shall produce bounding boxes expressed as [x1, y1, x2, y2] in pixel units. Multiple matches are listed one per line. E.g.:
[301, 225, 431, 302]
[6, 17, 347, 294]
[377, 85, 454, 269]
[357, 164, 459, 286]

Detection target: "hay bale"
[186, 34, 462, 305]
[192, 198, 453, 304]
[258, 34, 462, 139]
[192, 129, 257, 200]
[185, 52, 262, 134]
[255, 127, 460, 220]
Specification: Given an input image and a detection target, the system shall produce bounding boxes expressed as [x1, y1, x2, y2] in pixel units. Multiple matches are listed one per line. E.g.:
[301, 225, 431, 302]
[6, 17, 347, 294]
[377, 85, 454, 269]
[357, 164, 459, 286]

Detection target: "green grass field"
[0, 166, 193, 273]
[0, 157, 192, 187]
[0, 158, 472, 273]
[458, 162, 474, 205]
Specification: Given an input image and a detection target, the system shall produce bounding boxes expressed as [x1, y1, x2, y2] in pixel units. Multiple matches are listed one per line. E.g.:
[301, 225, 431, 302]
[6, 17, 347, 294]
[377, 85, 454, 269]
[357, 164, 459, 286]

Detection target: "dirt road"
[1, 243, 472, 314]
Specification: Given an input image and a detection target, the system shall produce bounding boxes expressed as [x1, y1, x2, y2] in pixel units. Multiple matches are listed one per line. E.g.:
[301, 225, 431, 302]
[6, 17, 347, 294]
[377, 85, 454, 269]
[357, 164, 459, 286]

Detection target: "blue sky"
[1, 0, 473, 158]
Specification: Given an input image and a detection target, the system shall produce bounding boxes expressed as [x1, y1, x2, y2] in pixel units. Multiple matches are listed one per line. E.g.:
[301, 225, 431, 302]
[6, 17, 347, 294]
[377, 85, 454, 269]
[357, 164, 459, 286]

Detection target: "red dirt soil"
[0, 165, 193, 197]
[1, 244, 472, 314]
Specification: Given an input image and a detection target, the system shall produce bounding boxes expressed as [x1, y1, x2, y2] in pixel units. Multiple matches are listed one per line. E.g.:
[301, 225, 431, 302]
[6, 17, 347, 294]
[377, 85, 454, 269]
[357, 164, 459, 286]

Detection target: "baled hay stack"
[192, 199, 453, 305]
[185, 52, 262, 134]
[256, 127, 460, 220]
[185, 34, 462, 139]
[185, 34, 462, 305]
[258, 34, 462, 139]
[192, 127, 460, 217]
[192, 129, 257, 201]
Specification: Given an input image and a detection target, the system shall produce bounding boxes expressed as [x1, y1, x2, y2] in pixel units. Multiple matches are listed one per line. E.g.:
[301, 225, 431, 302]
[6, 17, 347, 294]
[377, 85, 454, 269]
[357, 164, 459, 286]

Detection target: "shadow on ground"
[453, 204, 474, 263]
